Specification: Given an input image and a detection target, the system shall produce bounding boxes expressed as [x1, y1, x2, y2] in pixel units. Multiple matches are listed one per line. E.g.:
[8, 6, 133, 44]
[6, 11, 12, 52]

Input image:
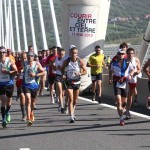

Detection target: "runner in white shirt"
[126, 48, 141, 119]
[61, 47, 87, 123]
[53, 48, 65, 113]
[109, 49, 135, 126]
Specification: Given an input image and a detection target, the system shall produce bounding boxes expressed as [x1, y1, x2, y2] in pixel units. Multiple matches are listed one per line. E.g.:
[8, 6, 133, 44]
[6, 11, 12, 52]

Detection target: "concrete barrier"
[102, 74, 149, 106]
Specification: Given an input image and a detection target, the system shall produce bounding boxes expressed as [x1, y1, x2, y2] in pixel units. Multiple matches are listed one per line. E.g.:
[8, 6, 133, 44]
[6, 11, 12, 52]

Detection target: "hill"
[9, 0, 150, 50]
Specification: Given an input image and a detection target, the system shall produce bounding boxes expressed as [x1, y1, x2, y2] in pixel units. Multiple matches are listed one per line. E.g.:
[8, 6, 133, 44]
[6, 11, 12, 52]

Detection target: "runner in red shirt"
[46, 46, 58, 103]
[16, 52, 27, 121]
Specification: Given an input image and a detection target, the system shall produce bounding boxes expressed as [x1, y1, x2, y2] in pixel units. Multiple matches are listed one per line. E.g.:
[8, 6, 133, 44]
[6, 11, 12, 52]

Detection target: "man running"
[61, 47, 87, 123]
[126, 48, 141, 119]
[0, 47, 18, 128]
[109, 49, 134, 126]
[46, 46, 58, 104]
[87, 45, 106, 103]
[16, 52, 28, 121]
[143, 58, 150, 108]
[22, 52, 45, 126]
[53, 48, 65, 113]
[39, 50, 47, 96]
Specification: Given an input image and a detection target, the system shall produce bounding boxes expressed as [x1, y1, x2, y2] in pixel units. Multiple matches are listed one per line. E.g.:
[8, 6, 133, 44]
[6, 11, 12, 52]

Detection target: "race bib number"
[52, 69, 56, 74]
[116, 82, 126, 89]
[25, 76, 35, 84]
[0, 74, 10, 82]
[91, 75, 96, 81]
[69, 71, 75, 77]
[19, 73, 23, 79]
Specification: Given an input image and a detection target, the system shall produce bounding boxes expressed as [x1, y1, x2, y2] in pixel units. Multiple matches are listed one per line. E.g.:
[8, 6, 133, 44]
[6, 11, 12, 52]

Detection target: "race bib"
[25, 76, 35, 84]
[0, 74, 10, 82]
[52, 69, 56, 74]
[116, 82, 126, 89]
[91, 75, 96, 81]
[19, 73, 24, 79]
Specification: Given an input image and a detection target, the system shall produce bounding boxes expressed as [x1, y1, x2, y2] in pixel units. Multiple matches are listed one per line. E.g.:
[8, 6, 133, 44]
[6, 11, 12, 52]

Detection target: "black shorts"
[91, 73, 102, 82]
[113, 81, 127, 97]
[66, 79, 80, 90]
[0, 85, 14, 98]
[55, 75, 63, 82]
[148, 81, 150, 92]
[48, 76, 55, 85]
[17, 86, 24, 95]
[23, 87, 38, 99]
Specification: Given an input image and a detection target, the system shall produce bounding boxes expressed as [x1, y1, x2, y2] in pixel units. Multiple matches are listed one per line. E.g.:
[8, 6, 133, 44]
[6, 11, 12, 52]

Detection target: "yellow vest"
[88, 53, 104, 74]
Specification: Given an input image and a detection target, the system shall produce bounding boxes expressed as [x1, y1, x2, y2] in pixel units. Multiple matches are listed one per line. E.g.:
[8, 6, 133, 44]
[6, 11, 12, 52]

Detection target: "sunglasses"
[0, 52, 6, 54]
[118, 53, 124, 55]
[28, 55, 34, 57]
[128, 53, 134, 54]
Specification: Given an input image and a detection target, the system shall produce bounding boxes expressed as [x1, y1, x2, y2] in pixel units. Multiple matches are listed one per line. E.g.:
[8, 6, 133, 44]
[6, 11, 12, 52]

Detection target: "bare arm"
[143, 59, 150, 79]
[61, 59, 67, 75]
[133, 58, 141, 76]
[10, 61, 18, 76]
[79, 59, 87, 75]
[2, 60, 18, 76]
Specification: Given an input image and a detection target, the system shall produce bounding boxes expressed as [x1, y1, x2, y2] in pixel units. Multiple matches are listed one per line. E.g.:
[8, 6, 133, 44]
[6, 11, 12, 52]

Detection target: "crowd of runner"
[0, 43, 149, 128]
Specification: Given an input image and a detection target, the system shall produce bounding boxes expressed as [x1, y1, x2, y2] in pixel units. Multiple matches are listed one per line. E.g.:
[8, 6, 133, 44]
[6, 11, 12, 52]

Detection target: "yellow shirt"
[88, 53, 104, 74]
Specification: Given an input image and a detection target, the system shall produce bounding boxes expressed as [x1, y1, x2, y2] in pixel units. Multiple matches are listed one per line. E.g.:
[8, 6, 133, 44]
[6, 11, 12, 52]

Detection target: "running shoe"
[16, 96, 19, 101]
[133, 100, 138, 106]
[51, 98, 55, 104]
[61, 107, 65, 114]
[70, 115, 75, 123]
[125, 111, 131, 120]
[6, 114, 11, 122]
[92, 93, 96, 101]
[98, 97, 102, 104]
[73, 115, 77, 121]
[120, 119, 125, 126]
[27, 120, 33, 126]
[55, 97, 59, 103]
[2, 121, 7, 128]
[34, 105, 37, 110]
[30, 113, 35, 122]
[147, 98, 150, 109]
[70, 118, 75, 123]
[64, 105, 68, 114]
[22, 116, 26, 121]
[58, 106, 61, 112]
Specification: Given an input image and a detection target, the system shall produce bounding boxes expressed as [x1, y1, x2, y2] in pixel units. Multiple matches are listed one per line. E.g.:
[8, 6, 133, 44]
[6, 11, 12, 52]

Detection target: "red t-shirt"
[46, 54, 58, 76]
[15, 60, 23, 87]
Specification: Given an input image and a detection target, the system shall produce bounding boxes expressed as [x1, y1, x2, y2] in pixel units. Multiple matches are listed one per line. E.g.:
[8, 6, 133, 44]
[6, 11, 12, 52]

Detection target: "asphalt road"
[0, 90, 150, 150]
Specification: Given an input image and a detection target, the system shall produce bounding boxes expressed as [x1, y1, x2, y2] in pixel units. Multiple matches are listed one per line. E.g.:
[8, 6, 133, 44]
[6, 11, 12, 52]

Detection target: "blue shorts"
[91, 73, 102, 82]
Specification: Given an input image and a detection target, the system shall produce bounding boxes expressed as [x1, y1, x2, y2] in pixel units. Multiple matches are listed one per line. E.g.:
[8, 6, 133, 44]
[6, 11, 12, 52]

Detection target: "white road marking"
[79, 96, 150, 120]
[20, 148, 30, 150]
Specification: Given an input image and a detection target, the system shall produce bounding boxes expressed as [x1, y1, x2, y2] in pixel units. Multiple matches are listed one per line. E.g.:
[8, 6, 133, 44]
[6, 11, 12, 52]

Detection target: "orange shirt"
[7, 54, 15, 62]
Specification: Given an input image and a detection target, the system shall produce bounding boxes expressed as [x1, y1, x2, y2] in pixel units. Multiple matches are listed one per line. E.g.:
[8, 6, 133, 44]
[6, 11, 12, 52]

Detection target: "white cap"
[0, 48, 6, 53]
[70, 45, 76, 49]
[117, 49, 125, 54]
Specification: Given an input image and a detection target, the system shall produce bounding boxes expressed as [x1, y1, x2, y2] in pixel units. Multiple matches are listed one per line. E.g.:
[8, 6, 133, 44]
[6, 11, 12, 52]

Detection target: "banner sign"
[69, 6, 98, 38]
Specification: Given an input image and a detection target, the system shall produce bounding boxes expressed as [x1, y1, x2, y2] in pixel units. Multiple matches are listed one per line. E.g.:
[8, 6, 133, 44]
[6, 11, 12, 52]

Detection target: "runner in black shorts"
[0, 47, 18, 128]
[61, 47, 87, 123]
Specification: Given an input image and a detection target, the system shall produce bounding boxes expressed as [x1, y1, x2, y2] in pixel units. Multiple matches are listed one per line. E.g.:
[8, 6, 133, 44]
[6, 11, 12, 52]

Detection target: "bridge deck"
[0, 91, 150, 150]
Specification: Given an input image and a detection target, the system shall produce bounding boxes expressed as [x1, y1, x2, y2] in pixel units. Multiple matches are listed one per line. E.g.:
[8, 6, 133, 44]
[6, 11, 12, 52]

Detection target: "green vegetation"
[10, 0, 150, 50]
